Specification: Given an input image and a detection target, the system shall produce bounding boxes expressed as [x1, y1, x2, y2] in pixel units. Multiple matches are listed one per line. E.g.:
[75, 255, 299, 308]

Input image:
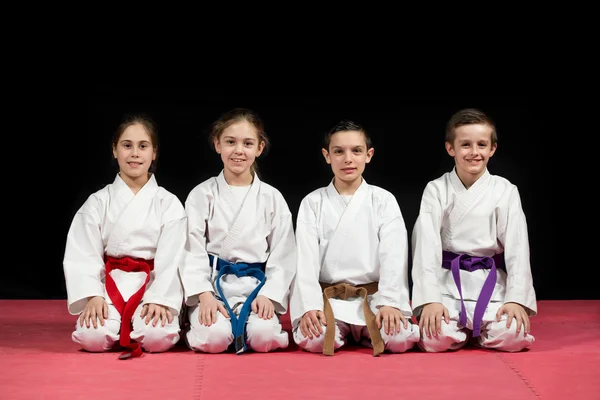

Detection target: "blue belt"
[209, 254, 266, 354]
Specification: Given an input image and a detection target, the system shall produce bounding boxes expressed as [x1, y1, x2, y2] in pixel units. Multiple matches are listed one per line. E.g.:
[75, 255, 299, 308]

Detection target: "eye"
[334, 149, 342, 154]
[353, 149, 362, 153]
[226, 140, 234, 145]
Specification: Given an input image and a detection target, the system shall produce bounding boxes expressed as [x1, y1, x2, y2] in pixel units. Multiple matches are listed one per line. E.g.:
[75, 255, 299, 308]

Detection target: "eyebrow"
[223, 136, 256, 141]
[331, 145, 365, 149]
[120, 139, 152, 144]
[458, 139, 489, 143]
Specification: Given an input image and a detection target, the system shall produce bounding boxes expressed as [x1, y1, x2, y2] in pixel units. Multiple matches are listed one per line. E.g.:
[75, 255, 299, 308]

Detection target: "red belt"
[105, 256, 154, 360]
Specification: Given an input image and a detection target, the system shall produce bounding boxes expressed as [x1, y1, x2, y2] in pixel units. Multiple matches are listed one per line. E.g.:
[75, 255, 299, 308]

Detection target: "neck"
[224, 169, 253, 186]
[455, 168, 484, 190]
[119, 172, 150, 194]
[334, 176, 362, 195]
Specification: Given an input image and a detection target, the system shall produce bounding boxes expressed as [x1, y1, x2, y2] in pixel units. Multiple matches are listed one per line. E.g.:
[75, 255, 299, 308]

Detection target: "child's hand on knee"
[376, 306, 408, 335]
[198, 292, 229, 326]
[251, 295, 274, 320]
[300, 310, 326, 340]
[79, 296, 108, 329]
[496, 302, 530, 334]
[419, 302, 450, 339]
[141, 303, 173, 327]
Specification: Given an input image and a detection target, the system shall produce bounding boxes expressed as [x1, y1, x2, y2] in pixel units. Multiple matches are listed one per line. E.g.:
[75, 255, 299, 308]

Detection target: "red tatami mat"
[0, 300, 598, 400]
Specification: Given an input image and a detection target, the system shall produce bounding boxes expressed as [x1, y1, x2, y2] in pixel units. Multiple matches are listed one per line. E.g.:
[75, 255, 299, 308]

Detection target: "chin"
[338, 175, 358, 182]
[229, 167, 248, 174]
[468, 169, 485, 177]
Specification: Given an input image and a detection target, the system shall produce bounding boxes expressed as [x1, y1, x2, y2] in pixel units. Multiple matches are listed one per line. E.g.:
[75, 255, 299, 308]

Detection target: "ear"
[365, 147, 374, 164]
[256, 140, 265, 157]
[214, 137, 221, 154]
[445, 141, 455, 157]
[112, 145, 118, 159]
[489, 142, 497, 157]
[321, 148, 331, 164]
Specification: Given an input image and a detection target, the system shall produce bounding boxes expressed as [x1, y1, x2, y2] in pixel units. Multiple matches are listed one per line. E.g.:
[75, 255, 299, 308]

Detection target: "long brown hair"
[209, 108, 270, 175]
[113, 113, 159, 173]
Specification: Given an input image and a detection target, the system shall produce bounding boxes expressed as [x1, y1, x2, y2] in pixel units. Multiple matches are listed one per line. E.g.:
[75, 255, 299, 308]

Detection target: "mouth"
[127, 162, 143, 167]
[231, 158, 246, 163]
[341, 168, 356, 174]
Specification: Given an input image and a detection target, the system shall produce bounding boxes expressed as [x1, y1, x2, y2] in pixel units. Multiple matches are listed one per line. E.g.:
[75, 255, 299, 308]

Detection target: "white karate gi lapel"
[106, 174, 159, 255]
[216, 170, 242, 217]
[323, 178, 369, 271]
[218, 171, 261, 261]
[448, 168, 491, 227]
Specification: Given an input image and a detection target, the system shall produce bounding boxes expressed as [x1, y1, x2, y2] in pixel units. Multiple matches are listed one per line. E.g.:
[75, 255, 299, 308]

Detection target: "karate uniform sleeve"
[289, 196, 324, 328]
[411, 182, 445, 317]
[142, 196, 187, 316]
[63, 195, 106, 315]
[259, 196, 297, 314]
[372, 193, 412, 316]
[180, 187, 215, 307]
[498, 186, 537, 316]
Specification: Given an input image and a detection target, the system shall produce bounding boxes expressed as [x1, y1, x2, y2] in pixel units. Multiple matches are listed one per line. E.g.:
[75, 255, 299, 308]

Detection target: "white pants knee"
[293, 319, 419, 354]
[293, 323, 338, 353]
[418, 320, 470, 352]
[185, 304, 288, 353]
[418, 297, 534, 353]
[185, 306, 233, 353]
[72, 303, 180, 353]
[473, 318, 534, 352]
[245, 314, 289, 352]
[380, 322, 420, 353]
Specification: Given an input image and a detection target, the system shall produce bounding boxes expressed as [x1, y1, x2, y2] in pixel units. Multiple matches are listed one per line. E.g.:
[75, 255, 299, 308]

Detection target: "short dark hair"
[323, 119, 373, 150]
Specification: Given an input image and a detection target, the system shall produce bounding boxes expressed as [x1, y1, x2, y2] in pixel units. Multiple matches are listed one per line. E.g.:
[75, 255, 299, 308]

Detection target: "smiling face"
[445, 122, 496, 186]
[214, 119, 265, 184]
[112, 123, 157, 185]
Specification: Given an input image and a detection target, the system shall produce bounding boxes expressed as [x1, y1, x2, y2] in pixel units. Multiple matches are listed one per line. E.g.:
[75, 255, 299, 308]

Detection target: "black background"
[5, 90, 580, 302]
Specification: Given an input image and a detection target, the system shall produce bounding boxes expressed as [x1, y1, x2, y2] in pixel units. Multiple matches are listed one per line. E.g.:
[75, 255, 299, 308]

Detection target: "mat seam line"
[193, 355, 206, 400]
[496, 353, 541, 399]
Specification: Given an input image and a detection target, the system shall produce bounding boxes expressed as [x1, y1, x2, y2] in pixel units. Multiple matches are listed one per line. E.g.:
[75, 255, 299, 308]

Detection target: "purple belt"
[442, 251, 503, 337]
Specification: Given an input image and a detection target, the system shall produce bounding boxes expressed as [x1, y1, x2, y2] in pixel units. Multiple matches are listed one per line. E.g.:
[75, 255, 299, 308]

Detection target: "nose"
[343, 150, 352, 163]
[234, 143, 244, 154]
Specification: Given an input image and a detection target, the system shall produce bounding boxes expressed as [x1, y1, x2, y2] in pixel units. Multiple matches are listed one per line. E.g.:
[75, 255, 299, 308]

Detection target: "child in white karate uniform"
[411, 108, 537, 352]
[180, 108, 296, 354]
[64, 114, 186, 359]
[290, 120, 420, 356]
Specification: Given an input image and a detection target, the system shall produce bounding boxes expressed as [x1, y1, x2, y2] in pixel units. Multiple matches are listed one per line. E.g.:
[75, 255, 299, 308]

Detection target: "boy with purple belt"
[411, 108, 537, 352]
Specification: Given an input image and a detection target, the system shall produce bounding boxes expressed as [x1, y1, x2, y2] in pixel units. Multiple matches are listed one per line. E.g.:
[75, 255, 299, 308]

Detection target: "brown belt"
[320, 281, 384, 356]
